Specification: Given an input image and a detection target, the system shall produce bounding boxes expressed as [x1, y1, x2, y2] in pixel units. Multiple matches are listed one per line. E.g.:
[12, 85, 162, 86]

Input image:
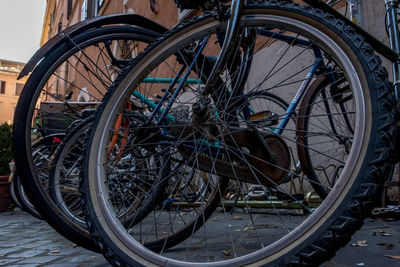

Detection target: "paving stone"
[79, 263, 111, 267]
[6, 248, 49, 258]
[8, 238, 39, 247]
[68, 253, 103, 263]
[0, 246, 24, 257]
[19, 240, 54, 249]
[2, 207, 400, 266]
[37, 242, 73, 251]
[0, 209, 109, 266]
[45, 246, 85, 256]
[0, 258, 20, 265]
[44, 264, 78, 267]
[14, 255, 59, 265]
[9, 264, 40, 267]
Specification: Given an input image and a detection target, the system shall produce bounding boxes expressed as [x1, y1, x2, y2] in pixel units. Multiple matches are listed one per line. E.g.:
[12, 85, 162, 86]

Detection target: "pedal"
[248, 111, 279, 126]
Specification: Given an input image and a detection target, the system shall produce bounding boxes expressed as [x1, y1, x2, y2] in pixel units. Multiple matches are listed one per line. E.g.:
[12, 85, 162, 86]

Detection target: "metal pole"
[347, 0, 362, 26]
[385, 0, 400, 101]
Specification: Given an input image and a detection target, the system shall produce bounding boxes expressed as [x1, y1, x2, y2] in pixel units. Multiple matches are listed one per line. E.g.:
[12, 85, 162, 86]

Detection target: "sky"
[0, 0, 46, 63]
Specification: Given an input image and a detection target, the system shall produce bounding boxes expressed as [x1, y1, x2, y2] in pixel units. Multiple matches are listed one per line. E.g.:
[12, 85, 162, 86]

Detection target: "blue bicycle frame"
[132, 29, 325, 140]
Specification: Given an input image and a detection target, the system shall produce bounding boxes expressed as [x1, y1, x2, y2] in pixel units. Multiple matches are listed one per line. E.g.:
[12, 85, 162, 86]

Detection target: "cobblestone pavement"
[0, 209, 109, 267]
[1, 208, 400, 266]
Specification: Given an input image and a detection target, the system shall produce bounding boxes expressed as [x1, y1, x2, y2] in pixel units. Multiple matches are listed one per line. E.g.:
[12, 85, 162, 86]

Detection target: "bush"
[0, 123, 12, 175]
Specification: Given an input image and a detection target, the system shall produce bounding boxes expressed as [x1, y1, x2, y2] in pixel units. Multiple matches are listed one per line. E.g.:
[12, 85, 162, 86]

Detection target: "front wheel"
[83, 2, 396, 266]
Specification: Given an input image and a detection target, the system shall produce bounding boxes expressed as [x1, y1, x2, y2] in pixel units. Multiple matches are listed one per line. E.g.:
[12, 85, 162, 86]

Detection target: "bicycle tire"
[11, 173, 43, 219]
[8, 172, 23, 210]
[49, 112, 171, 236]
[296, 75, 345, 199]
[82, 2, 397, 266]
[12, 25, 160, 251]
[48, 116, 94, 229]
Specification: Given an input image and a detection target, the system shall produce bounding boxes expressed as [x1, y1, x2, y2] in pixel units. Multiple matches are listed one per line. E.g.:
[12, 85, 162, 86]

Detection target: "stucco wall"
[362, 0, 393, 76]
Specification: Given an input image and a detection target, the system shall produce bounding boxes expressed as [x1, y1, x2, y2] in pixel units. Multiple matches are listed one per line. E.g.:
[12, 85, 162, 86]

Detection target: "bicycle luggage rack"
[37, 101, 100, 134]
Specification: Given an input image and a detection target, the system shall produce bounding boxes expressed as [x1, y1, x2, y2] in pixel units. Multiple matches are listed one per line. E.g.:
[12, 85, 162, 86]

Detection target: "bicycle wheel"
[48, 111, 170, 234]
[12, 25, 159, 251]
[48, 117, 93, 229]
[296, 75, 354, 199]
[83, 2, 396, 265]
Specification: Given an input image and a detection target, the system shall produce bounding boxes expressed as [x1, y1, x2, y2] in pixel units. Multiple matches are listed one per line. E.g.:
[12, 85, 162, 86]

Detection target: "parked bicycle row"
[10, 0, 400, 266]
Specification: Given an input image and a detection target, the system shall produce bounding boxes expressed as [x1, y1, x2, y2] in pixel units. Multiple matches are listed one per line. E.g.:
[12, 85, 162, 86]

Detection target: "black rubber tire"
[82, 2, 397, 266]
[12, 26, 160, 252]
[48, 116, 94, 229]
[11, 173, 43, 219]
[8, 173, 23, 210]
[48, 112, 171, 240]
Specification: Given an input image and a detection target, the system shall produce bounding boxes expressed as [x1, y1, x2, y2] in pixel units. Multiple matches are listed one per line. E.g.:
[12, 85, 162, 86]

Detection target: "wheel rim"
[88, 13, 367, 266]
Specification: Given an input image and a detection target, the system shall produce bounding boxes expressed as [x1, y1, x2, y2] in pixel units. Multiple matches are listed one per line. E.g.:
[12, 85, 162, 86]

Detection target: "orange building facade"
[0, 60, 27, 124]
[38, 0, 181, 103]
[41, 0, 180, 47]
[37, 1, 349, 103]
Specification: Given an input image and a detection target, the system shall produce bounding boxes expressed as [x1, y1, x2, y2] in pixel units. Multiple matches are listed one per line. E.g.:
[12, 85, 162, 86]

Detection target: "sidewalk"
[0, 209, 108, 267]
[1, 208, 400, 266]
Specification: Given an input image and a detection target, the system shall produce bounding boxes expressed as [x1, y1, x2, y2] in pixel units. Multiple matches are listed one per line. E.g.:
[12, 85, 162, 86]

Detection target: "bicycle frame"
[109, 0, 358, 180]
[131, 28, 324, 133]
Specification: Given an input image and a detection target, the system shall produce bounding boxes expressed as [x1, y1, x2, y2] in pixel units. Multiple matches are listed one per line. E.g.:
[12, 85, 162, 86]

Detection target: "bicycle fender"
[18, 14, 167, 79]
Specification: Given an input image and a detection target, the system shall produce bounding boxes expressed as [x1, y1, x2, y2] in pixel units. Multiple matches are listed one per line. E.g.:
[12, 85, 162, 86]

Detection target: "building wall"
[39, 0, 393, 102]
[0, 60, 27, 124]
[39, 0, 180, 102]
[42, 0, 179, 46]
[123, 0, 178, 29]
[361, 0, 392, 76]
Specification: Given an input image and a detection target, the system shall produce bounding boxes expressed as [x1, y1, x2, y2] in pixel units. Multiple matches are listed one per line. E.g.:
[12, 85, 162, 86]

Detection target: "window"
[96, 0, 104, 15]
[50, 8, 55, 29]
[81, 0, 88, 21]
[15, 82, 24, 96]
[82, 0, 103, 20]
[0, 81, 5, 94]
[67, 0, 73, 19]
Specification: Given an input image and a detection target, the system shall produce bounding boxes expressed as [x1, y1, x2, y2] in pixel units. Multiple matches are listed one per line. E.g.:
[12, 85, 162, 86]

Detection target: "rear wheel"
[49, 117, 93, 229]
[296, 74, 355, 199]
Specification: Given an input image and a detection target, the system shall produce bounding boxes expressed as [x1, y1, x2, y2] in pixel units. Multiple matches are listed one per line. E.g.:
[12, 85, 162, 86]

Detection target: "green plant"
[0, 123, 13, 175]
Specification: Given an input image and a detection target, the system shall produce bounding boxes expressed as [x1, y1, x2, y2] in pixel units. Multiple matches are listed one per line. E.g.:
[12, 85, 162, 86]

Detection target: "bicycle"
[79, 0, 399, 266]
[12, 22, 165, 251]
[11, 5, 303, 253]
